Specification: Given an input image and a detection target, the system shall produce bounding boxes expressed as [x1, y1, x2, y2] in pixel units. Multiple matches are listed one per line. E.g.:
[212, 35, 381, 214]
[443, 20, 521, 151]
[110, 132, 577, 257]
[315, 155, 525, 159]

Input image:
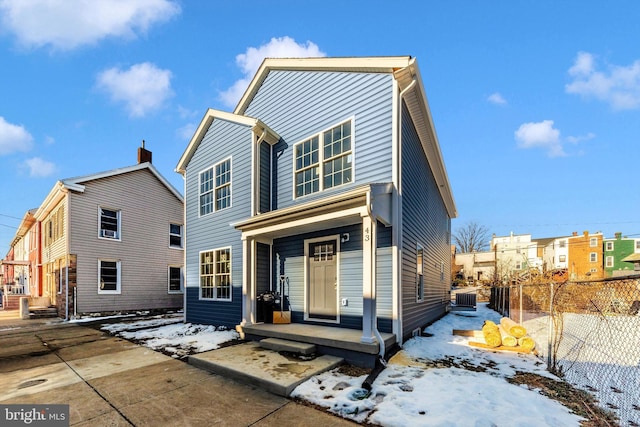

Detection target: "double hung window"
[199, 158, 232, 215]
[294, 120, 353, 198]
[100, 208, 120, 239]
[99, 260, 120, 293]
[200, 248, 231, 300]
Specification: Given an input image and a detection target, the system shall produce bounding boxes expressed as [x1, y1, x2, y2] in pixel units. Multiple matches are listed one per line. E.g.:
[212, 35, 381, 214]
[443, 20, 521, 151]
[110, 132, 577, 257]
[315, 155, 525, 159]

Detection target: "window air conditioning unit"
[102, 230, 117, 238]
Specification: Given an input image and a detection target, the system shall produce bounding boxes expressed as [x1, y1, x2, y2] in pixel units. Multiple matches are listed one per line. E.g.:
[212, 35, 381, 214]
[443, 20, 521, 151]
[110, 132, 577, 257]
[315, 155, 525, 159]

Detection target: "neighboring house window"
[605, 242, 613, 251]
[200, 248, 231, 301]
[98, 260, 121, 294]
[559, 255, 566, 262]
[416, 245, 424, 302]
[636, 240, 640, 250]
[170, 224, 183, 248]
[590, 237, 597, 247]
[294, 119, 353, 198]
[605, 256, 614, 268]
[515, 260, 522, 270]
[168, 266, 183, 293]
[99, 208, 120, 239]
[559, 240, 566, 248]
[199, 167, 214, 216]
[590, 252, 597, 262]
[215, 158, 232, 210]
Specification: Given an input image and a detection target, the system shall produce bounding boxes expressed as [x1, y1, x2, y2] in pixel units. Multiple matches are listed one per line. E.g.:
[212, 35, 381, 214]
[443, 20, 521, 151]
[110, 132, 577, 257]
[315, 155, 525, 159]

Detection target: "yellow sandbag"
[498, 325, 517, 347]
[500, 317, 527, 339]
[518, 336, 536, 351]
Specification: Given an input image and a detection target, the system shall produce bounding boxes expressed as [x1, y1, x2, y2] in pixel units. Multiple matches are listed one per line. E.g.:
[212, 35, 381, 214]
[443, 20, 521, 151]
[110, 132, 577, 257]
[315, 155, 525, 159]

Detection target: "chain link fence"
[489, 276, 640, 427]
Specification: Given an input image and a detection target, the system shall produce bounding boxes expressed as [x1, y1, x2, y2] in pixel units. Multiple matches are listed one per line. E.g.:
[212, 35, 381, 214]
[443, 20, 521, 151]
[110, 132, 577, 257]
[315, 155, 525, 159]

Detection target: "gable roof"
[175, 108, 280, 175]
[35, 162, 183, 220]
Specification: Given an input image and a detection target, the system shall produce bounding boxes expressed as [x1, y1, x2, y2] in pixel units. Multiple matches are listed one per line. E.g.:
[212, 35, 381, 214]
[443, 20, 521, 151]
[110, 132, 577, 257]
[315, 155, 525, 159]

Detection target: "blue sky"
[1, 0, 639, 252]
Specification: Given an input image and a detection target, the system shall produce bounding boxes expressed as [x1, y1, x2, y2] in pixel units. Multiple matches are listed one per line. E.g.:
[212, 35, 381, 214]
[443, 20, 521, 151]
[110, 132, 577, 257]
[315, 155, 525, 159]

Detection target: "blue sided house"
[176, 56, 457, 366]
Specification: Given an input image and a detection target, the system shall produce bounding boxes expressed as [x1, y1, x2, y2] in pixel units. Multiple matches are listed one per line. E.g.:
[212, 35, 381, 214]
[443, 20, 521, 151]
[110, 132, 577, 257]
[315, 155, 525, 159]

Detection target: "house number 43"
[364, 227, 370, 241]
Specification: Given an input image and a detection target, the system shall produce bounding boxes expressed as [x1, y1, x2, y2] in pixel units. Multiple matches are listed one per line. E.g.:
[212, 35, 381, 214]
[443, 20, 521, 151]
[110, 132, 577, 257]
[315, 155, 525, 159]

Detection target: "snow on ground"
[291, 303, 584, 427]
[100, 314, 239, 359]
[98, 305, 586, 426]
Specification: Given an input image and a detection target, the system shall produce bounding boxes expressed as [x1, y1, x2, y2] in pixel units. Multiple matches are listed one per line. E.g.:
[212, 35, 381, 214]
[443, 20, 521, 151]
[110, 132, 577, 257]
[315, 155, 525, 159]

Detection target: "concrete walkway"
[0, 311, 357, 426]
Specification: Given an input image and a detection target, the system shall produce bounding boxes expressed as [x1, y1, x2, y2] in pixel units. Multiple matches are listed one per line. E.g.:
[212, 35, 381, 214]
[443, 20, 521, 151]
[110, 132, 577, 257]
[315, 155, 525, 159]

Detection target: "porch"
[240, 322, 397, 368]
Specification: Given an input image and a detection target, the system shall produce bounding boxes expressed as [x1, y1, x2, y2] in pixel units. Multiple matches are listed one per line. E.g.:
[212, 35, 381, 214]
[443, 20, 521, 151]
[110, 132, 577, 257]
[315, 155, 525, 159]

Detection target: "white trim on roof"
[175, 108, 279, 175]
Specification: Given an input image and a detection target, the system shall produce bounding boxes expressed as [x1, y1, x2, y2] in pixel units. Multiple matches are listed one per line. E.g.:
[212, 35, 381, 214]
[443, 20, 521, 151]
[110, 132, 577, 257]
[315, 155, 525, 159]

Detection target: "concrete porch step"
[260, 338, 316, 355]
[29, 307, 58, 318]
[188, 342, 343, 397]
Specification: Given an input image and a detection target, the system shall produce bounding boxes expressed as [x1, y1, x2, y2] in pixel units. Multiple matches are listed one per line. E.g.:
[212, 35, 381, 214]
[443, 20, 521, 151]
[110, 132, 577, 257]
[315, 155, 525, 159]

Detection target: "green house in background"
[603, 232, 640, 277]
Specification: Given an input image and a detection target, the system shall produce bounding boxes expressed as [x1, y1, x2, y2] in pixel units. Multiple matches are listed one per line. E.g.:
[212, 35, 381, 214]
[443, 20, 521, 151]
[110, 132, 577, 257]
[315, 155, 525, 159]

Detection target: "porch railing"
[3, 283, 26, 295]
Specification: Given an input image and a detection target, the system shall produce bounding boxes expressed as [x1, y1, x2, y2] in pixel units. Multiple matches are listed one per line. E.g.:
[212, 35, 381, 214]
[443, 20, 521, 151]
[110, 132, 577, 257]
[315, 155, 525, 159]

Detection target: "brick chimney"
[138, 140, 152, 164]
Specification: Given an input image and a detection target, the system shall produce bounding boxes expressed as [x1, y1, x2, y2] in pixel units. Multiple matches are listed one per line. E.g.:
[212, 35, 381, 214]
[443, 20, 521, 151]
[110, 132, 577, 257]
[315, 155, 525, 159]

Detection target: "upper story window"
[605, 241, 613, 251]
[99, 207, 120, 240]
[199, 158, 232, 216]
[294, 120, 353, 198]
[590, 237, 598, 247]
[559, 240, 566, 248]
[170, 223, 183, 248]
[590, 252, 597, 262]
[215, 158, 232, 210]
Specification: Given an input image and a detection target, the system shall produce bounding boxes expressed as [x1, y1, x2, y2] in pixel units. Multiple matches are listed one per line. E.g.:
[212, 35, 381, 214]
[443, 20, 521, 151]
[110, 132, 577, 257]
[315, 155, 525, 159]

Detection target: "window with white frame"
[294, 120, 352, 198]
[98, 260, 120, 293]
[99, 208, 120, 239]
[170, 223, 183, 248]
[168, 266, 183, 293]
[215, 158, 231, 210]
[515, 260, 522, 270]
[636, 240, 640, 250]
[559, 240, 566, 248]
[605, 241, 613, 251]
[200, 248, 231, 300]
[416, 244, 424, 302]
[590, 237, 598, 247]
[199, 167, 214, 216]
[590, 252, 597, 262]
[559, 255, 566, 262]
[605, 256, 614, 268]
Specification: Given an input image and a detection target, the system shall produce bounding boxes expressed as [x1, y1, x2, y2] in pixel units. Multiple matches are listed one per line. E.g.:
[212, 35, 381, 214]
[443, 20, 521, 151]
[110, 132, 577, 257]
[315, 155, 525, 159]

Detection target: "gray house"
[176, 56, 456, 365]
[34, 146, 184, 318]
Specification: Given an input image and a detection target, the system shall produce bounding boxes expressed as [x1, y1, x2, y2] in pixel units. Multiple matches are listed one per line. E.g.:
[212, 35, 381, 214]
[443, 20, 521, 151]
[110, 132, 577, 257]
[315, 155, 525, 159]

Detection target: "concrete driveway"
[0, 313, 356, 426]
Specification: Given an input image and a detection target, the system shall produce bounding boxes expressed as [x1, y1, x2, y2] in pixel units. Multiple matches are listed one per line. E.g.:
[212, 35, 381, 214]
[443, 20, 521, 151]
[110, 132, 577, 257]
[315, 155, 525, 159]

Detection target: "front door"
[308, 239, 338, 321]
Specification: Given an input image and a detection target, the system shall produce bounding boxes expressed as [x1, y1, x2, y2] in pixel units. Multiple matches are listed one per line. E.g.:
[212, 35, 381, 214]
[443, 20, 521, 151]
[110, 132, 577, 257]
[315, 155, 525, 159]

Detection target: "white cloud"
[514, 120, 565, 157]
[0, 116, 33, 155]
[566, 132, 595, 144]
[176, 122, 196, 141]
[566, 51, 640, 110]
[24, 157, 56, 177]
[219, 36, 326, 108]
[487, 92, 507, 105]
[96, 62, 173, 117]
[0, 0, 180, 51]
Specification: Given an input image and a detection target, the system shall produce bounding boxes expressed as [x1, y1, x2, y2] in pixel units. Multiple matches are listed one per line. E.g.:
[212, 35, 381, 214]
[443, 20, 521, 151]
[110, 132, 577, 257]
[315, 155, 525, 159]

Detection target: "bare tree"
[453, 221, 491, 253]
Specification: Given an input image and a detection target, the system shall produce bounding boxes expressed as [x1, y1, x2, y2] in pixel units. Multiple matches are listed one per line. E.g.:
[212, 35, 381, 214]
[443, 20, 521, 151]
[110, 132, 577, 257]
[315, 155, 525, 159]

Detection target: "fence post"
[519, 283, 523, 324]
[547, 281, 553, 369]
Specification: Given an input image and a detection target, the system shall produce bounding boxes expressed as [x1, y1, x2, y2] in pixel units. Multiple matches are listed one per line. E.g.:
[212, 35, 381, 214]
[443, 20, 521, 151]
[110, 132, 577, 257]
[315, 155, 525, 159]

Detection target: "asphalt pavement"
[0, 311, 357, 426]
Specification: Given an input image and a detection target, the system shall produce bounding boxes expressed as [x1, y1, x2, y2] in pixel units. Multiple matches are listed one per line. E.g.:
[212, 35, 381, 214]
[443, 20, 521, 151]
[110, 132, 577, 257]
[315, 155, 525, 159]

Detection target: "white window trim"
[605, 242, 613, 251]
[169, 223, 183, 249]
[292, 117, 355, 200]
[199, 247, 232, 302]
[214, 157, 233, 212]
[198, 157, 233, 217]
[168, 265, 184, 294]
[605, 256, 614, 268]
[416, 243, 424, 302]
[98, 259, 121, 294]
[98, 206, 121, 241]
[590, 237, 598, 247]
[590, 252, 598, 263]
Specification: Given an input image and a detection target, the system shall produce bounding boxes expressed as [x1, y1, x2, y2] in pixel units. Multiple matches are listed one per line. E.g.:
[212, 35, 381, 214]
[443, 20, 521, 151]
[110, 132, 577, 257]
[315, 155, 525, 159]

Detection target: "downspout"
[363, 75, 418, 392]
[64, 190, 69, 321]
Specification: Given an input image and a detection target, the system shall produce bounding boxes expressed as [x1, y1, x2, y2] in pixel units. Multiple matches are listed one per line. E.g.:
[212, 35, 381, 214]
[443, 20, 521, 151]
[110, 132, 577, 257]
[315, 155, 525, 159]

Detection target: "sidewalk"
[0, 315, 357, 426]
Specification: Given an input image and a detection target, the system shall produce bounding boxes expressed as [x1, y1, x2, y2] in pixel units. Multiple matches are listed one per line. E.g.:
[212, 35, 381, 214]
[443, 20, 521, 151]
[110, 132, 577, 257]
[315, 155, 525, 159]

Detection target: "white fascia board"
[175, 108, 279, 174]
[234, 56, 413, 115]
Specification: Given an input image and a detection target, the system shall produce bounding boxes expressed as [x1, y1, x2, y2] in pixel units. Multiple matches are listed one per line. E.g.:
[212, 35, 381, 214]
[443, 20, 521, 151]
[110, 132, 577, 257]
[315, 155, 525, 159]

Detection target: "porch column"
[361, 215, 377, 344]
[240, 236, 255, 326]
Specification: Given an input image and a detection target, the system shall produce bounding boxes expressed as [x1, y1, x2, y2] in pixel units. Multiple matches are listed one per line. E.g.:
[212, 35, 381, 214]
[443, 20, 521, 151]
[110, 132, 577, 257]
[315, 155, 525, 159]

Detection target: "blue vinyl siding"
[400, 102, 451, 340]
[272, 223, 392, 332]
[183, 118, 252, 325]
[244, 71, 394, 211]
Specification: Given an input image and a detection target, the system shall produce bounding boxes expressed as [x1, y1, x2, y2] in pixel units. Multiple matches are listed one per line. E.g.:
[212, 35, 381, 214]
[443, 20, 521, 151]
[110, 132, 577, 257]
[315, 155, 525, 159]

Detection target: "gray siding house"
[176, 56, 456, 360]
[35, 148, 184, 318]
